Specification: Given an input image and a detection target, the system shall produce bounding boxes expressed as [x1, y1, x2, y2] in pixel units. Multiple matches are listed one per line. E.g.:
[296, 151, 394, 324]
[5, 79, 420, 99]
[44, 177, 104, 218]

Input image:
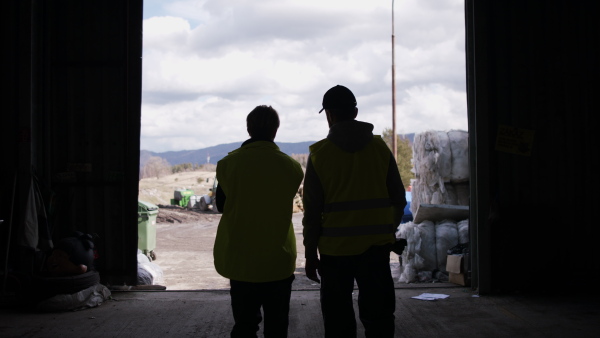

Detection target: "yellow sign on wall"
[495, 125, 535, 156]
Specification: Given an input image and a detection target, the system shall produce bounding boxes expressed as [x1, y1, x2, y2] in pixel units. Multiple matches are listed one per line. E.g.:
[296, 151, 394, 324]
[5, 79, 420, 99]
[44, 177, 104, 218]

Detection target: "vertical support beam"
[465, 0, 492, 294]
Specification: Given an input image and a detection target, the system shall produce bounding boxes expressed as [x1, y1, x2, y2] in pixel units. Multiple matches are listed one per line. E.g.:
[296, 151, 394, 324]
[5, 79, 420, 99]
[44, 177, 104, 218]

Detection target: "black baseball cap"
[318, 85, 357, 114]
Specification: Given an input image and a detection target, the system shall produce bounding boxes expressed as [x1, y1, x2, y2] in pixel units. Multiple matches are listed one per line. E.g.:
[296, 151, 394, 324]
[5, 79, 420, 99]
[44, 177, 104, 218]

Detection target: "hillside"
[141, 140, 315, 167]
[140, 133, 415, 168]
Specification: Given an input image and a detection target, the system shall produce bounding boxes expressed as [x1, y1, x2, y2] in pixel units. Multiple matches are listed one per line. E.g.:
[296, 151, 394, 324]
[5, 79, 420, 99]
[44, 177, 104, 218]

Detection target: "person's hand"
[392, 238, 408, 255]
[305, 257, 321, 283]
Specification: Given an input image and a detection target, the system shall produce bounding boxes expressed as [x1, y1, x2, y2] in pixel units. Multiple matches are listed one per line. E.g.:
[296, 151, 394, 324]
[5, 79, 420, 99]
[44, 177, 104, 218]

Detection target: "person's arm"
[302, 156, 324, 283]
[387, 152, 407, 226]
[216, 184, 226, 212]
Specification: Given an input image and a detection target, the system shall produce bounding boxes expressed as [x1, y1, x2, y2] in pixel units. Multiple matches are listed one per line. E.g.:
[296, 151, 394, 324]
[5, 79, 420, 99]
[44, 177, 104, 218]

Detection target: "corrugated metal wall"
[1, 0, 143, 286]
[467, 0, 600, 293]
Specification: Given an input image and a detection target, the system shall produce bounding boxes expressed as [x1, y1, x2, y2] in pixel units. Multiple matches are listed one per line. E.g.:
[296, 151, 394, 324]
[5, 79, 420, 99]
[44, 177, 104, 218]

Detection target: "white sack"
[435, 131, 453, 183]
[36, 283, 111, 312]
[413, 131, 452, 186]
[458, 219, 469, 244]
[435, 220, 459, 272]
[448, 130, 469, 182]
[417, 221, 437, 271]
[397, 222, 421, 283]
[138, 249, 164, 285]
[399, 263, 416, 283]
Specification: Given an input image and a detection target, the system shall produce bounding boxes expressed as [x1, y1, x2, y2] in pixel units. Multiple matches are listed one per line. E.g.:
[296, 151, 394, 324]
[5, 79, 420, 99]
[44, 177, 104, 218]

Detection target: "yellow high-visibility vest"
[310, 136, 395, 256]
[213, 141, 304, 282]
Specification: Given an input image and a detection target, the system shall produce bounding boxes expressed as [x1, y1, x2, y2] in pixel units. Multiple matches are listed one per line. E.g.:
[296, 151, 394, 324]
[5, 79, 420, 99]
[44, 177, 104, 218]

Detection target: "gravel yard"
[151, 207, 320, 290]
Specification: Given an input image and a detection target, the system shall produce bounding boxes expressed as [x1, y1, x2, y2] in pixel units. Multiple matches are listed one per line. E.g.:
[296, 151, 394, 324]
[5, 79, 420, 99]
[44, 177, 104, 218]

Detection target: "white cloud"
[141, 0, 468, 152]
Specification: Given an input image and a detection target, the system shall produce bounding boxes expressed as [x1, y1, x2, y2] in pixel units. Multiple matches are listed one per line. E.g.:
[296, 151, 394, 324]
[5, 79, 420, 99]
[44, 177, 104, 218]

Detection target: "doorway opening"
[138, 0, 469, 291]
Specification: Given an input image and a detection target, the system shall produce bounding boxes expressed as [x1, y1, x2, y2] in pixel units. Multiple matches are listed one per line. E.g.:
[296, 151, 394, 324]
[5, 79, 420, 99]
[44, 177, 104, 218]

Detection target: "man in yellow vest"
[213, 105, 304, 337]
[303, 85, 407, 337]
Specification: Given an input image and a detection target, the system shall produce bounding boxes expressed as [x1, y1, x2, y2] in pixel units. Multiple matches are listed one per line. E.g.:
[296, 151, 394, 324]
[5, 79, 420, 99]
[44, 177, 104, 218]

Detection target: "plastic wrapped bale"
[410, 180, 426, 215]
[397, 222, 420, 283]
[433, 131, 453, 182]
[399, 263, 417, 283]
[447, 130, 469, 183]
[435, 220, 459, 272]
[36, 284, 112, 312]
[410, 179, 448, 214]
[417, 221, 438, 272]
[410, 130, 469, 212]
[413, 131, 452, 185]
[397, 221, 438, 283]
[137, 249, 164, 285]
[138, 265, 154, 285]
[458, 219, 469, 244]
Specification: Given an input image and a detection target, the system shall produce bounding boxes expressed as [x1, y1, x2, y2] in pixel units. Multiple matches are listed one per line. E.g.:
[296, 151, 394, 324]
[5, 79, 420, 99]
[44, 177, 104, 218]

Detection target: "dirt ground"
[149, 205, 406, 291]
[150, 206, 320, 290]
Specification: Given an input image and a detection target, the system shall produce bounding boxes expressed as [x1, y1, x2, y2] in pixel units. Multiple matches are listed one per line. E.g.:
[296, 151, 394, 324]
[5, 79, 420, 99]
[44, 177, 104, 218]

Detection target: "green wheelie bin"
[138, 200, 159, 260]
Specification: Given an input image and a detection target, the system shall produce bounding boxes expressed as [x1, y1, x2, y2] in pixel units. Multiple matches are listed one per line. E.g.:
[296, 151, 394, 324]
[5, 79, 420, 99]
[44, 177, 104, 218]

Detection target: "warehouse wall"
[0, 0, 143, 286]
[466, 0, 600, 293]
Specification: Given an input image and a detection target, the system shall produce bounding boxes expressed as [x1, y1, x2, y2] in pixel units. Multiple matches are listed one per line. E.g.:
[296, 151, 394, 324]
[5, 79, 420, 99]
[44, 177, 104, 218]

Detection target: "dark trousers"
[230, 274, 295, 338]
[320, 246, 395, 338]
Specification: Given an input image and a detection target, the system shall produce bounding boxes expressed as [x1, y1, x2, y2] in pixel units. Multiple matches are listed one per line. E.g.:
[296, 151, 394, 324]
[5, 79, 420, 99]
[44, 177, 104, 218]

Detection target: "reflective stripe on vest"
[321, 223, 396, 237]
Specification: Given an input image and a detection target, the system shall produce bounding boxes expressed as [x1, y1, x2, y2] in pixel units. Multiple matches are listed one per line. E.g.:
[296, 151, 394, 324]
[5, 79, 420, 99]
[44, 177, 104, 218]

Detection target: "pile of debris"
[155, 205, 217, 224]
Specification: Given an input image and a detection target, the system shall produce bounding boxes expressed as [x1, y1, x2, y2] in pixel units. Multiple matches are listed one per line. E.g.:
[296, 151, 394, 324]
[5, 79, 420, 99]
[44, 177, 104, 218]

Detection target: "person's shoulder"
[217, 146, 244, 165]
[275, 149, 302, 166]
[309, 138, 328, 154]
[372, 135, 385, 144]
[371, 135, 391, 150]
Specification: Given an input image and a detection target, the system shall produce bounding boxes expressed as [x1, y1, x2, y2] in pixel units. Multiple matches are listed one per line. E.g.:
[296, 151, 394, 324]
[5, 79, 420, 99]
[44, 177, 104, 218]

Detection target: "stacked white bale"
[397, 222, 420, 283]
[448, 130, 469, 183]
[410, 130, 469, 214]
[397, 130, 470, 283]
[418, 221, 438, 272]
[435, 220, 459, 272]
[458, 219, 469, 244]
[398, 219, 466, 282]
[397, 220, 438, 283]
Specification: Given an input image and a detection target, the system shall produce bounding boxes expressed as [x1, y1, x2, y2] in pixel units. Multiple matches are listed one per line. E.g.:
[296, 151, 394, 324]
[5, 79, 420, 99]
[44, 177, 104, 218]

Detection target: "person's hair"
[246, 105, 280, 140]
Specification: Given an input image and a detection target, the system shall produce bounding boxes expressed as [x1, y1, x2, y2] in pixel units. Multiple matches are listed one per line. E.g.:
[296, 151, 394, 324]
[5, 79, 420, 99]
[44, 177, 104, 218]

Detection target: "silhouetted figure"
[303, 85, 407, 338]
[213, 105, 304, 337]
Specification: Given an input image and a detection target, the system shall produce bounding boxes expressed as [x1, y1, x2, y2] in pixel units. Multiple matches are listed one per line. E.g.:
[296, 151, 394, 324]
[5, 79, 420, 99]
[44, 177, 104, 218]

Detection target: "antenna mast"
[391, 0, 398, 160]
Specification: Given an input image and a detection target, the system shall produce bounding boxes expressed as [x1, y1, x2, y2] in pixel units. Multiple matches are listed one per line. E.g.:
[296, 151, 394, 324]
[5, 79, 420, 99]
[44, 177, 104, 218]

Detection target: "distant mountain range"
[141, 133, 415, 168]
[140, 141, 316, 167]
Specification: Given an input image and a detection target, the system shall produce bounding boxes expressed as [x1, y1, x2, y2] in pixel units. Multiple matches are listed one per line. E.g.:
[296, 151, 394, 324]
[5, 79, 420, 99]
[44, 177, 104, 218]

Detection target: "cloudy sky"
[141, 0, 468, 152]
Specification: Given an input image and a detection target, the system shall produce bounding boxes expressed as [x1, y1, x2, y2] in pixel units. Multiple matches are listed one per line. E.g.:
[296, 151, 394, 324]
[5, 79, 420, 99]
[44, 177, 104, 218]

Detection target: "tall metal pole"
[391, 0, 397, 160]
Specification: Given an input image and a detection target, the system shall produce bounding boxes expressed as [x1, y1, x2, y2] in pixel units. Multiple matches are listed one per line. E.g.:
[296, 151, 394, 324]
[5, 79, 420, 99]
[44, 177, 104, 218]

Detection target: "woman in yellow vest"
[303, 85, 407, 338]
[213, 106, 304, 337]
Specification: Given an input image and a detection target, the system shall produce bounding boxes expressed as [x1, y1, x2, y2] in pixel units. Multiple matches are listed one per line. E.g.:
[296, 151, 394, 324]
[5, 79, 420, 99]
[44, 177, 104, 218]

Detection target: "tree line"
[382, 128, 414, 190]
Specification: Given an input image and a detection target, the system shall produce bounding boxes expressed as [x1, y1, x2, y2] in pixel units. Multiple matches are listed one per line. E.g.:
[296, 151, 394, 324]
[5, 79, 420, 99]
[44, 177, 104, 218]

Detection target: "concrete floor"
[1, 285, 599, 338]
